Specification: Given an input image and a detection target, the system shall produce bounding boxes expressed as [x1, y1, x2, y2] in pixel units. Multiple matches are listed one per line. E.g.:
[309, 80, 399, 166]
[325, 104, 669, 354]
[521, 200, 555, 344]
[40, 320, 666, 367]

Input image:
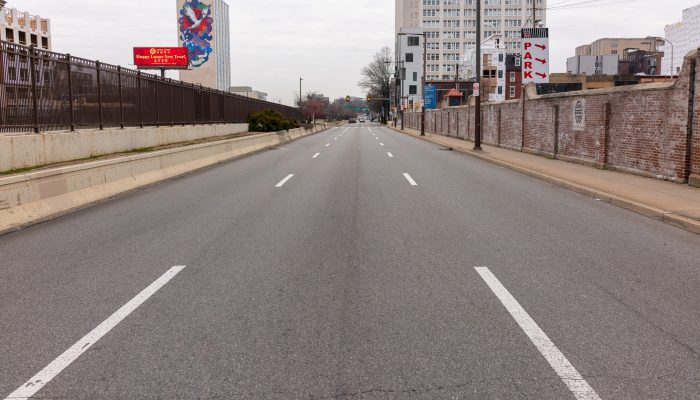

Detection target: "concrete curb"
[389, 126, 700, 235]
[0, 124, 338, 235]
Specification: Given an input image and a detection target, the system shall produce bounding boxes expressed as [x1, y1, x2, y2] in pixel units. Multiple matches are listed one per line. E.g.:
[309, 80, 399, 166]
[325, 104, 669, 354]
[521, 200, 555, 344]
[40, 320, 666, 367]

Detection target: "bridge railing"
[0, 41, 302, 134]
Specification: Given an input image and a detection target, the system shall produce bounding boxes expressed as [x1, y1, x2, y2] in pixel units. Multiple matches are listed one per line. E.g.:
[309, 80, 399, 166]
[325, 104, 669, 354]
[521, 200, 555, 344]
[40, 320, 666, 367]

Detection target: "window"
[5, 28, 13, 42]
[8, 66, 16, 80]
[510, 86, 516, 97]
[408, 36, 420, 46]
[498, 70, 503, 79]
[510, 71, 516, 82]
[409, 85, 417, 95]
[515, 57, 521, 67]
[405, 53, 414, 62]
[19, 68, 28, 82]
[413, 72, 418, 81]
[41, 37, 49, 49]
[30, 34, 38, 46]
[499, 54, 504, 62]
[18, 31, 26, 45]
[498, 86, 503, 95]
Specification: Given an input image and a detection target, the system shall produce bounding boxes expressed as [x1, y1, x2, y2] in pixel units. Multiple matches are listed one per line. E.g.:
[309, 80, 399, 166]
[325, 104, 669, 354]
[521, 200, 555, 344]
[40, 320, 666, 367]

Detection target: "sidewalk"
[393, 126, 700, 235]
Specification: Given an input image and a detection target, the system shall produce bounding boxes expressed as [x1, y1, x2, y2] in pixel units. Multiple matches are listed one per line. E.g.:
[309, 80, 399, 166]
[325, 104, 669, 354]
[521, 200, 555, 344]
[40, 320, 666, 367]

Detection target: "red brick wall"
[404, 51, 699, 184]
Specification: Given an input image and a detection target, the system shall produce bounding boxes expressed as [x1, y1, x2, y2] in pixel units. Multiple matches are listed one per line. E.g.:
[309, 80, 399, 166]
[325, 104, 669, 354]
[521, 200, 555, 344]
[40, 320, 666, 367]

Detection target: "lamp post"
[299, 77, 303, 109]
[653, 37, 675, 77]
[397, 31, 427, 135]
[474, 0, 482, 150]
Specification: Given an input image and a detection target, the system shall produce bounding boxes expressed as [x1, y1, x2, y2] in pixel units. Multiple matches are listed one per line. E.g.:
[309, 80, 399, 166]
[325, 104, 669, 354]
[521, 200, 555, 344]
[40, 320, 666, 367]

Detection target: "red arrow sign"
[535, 58, 547, 65]
[535, 44, 546, 50]
[536, 72, 547, 79]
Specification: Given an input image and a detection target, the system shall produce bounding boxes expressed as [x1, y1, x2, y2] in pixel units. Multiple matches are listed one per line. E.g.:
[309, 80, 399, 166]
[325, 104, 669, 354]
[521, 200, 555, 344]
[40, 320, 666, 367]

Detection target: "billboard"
[521, 28, 550, 84]
[133, 47, 189, 69]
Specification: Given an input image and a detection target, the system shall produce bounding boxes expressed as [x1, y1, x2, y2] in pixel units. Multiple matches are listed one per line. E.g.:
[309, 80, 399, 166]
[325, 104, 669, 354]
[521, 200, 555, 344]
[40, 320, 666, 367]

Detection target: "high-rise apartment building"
[177, 0, 231, 91]
[396, 0, 546, 81]
[664, 4, 700, 76]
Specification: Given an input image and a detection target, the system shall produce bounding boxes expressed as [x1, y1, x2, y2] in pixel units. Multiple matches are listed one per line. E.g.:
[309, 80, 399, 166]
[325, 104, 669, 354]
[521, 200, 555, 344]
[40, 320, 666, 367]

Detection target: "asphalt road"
[1, 124, 700, 399]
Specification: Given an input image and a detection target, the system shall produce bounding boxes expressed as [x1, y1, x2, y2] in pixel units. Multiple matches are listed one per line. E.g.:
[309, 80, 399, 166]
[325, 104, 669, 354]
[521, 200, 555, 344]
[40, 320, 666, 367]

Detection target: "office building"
[575, 38, 658, 58]
[177, 0, 231, 90]
[664, 4, 700, 76]
[395, 0, 546, 81]
[0, 3, 51, 50]
[566, 55, 619, 75]
[229, 86, 268, 101]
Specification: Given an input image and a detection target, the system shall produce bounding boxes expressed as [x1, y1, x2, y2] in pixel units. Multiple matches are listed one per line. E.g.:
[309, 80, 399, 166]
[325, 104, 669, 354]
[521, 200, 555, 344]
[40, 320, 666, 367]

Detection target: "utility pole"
[532, 0, 537, 28]
[474, 0, 482, 150]
[299, 77, 303, 109]
[421, 31, 426, 136]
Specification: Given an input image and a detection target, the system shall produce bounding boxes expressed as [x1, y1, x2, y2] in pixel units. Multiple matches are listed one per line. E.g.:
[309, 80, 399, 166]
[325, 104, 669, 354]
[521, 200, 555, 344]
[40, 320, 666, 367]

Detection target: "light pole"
[653, 37, 675, 77]
[397, 31, 427, 135]
[299, 77, 303, 109]
[474, 0, 482, 150]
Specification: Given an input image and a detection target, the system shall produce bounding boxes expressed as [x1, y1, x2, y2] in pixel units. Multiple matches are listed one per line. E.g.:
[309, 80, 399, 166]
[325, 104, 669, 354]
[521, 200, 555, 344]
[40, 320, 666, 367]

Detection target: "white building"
[663, 4, 700, 76]
[462, 34, 506, 101]
[396, 0, 546, 81]
[396, 27, 425, 111]
[229, 86, 268, 101]
[566, 55, 619, 75]
[0, 3, 52, 50]
[177, 0, 231, 91]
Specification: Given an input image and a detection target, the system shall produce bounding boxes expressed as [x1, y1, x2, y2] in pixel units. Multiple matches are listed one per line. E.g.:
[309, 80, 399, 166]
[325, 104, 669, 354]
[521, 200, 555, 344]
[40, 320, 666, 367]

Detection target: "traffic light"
[345, 95, 351, 102]
[367, 96, 372, 102]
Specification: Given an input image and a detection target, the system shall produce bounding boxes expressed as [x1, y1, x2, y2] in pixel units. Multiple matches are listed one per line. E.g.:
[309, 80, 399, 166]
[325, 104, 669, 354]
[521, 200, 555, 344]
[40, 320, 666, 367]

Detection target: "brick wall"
[405, 50, 700, 186]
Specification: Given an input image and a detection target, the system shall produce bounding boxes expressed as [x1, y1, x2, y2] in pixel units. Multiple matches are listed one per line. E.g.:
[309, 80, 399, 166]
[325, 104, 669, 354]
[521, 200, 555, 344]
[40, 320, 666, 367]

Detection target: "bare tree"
[359, 47, 392, 120]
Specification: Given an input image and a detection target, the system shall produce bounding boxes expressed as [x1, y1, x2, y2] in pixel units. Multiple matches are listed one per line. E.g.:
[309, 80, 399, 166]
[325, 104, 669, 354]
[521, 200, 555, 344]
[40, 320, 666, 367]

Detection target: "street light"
[474, 0, 482, 150]
[299, 77, 303, 109]
[397, 31, 427, 136]
[652, 37, 675, 77]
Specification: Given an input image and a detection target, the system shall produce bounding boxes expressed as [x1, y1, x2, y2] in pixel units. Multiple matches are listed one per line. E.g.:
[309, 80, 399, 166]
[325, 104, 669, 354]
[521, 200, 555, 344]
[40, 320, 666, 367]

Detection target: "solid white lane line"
[342, 128, 349, 134]
[403, 173, 418, 186]
[474, 267, 601, 400]
[313, 153, 320, 159]
[387, 152, 394, 158]
[325, 143, 331, 147]
[368, 128, 373, 133]
[5, 266, 186, 400]
[275, 174, 294, 187]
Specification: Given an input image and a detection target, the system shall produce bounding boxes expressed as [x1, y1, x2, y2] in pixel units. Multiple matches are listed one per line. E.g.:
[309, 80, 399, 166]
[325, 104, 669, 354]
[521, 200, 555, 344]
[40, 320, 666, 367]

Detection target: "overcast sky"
[13, 0, 700, 106]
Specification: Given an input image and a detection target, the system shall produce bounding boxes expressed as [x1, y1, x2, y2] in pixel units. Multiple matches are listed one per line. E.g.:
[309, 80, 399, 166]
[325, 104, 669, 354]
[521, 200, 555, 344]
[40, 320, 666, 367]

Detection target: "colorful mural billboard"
[178, 0, 213, 68]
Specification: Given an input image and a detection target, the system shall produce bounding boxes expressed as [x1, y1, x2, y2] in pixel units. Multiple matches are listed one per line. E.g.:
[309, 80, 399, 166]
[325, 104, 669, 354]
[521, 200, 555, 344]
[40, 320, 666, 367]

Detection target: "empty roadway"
[1, 124, 699, 399]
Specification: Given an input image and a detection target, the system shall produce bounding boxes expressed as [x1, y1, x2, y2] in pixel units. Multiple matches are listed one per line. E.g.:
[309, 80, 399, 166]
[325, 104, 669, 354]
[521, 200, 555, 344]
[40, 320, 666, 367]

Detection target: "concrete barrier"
[0, 123, 250, 173]
[0, 124, 334, 234]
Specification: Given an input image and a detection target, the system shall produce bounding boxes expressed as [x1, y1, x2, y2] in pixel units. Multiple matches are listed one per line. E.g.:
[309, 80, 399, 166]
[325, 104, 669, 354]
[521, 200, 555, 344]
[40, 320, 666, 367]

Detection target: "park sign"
[133, 47, 189, 69]
[521, 28, 549, 84]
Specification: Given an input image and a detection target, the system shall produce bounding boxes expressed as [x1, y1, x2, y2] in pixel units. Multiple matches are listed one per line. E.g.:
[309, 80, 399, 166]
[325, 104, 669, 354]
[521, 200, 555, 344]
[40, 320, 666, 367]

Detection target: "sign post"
[521, 28, 550, 84]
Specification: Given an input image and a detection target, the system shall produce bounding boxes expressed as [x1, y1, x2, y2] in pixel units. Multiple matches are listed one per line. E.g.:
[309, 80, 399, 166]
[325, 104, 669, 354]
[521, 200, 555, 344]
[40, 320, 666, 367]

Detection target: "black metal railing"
[0, 41, 301, 133]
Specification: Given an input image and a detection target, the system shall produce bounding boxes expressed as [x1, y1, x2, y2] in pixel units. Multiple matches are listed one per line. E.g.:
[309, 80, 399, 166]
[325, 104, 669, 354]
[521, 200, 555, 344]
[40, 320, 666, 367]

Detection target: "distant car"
[358, 117, 366, 123]
[349, 118, 357, 123]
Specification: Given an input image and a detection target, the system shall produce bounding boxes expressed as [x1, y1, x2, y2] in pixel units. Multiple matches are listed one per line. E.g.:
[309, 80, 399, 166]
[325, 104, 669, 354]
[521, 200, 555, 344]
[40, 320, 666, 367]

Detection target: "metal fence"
[0, 41, 302, 134]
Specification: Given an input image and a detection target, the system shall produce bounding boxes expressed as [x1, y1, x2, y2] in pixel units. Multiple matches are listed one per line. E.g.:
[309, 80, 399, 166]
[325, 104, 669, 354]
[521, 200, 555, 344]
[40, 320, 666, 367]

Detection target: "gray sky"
[14, 0, 700, 106]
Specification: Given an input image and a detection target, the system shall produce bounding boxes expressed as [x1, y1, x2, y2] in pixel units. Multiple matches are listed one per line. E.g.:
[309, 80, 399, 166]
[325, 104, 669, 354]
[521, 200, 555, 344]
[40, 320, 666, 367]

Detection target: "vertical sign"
[521, 28, 549, 84]
[424, 85, 437, 109]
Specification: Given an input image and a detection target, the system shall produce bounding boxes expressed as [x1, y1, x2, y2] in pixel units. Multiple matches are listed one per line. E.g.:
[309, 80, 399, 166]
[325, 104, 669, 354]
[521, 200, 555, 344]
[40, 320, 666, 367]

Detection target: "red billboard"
[133, 47, 189, 69]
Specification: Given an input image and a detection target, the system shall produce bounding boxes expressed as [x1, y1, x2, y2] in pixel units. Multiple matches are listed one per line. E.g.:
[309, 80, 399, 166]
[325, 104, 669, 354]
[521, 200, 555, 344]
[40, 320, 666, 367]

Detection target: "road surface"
[1, 124, 699, 399]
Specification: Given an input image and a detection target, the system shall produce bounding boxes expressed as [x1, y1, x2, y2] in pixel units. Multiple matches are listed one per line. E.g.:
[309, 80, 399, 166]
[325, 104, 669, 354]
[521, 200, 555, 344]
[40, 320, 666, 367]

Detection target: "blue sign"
[424, 85, 437, 109]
